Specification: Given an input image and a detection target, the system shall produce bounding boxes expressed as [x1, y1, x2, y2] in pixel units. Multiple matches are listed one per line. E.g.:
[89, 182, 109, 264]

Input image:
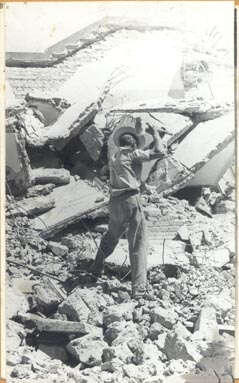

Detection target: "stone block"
[103, 302, 135, 327]
[38, 344, 69, 364]
[164, 332, 201, 362]
[102, 343, 134, 364]
[151, 307, 178, 329]
[154, 333, 167, 351]
[33, 279, 64, 315]
[206, 289, 233, 317]
[112, 322, 142, 347]
[193, 306, 219, 342]
[58, 287, 91, 322]
[101, 358, 124, 373]
[104, 321, 127, 344]
[48, 241, 68, 257]
[149, 323, 163, 340]
[67, 335, 107, 366]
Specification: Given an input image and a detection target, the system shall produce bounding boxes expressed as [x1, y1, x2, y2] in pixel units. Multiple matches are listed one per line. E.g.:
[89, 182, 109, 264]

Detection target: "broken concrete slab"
[103, 238, 189, 270]
[14, 312, 95, 334]
[8, 195, 55, 217]
[193, 306, 219, 342]
[31, 167, 70, 186]
[176, 113, 234, 185]
[79, 123, 105, 161]
[145, 112, 234, 195]
[31, 178, 108, 237]
[25, 93, 71, 125]
[43, 101, 99, 150]
[111, 99, 232, 123]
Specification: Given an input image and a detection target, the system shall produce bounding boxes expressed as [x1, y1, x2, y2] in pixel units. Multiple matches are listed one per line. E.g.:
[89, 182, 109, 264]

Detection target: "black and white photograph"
[3, 1, 236, 382]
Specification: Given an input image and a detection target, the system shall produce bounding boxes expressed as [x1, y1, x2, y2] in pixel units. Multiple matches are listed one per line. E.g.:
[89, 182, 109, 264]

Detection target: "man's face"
[119, 133, 138, 150]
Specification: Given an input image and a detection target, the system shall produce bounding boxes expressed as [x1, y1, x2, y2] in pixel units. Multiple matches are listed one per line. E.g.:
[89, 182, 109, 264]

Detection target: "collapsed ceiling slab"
[31, 177, 108, 237]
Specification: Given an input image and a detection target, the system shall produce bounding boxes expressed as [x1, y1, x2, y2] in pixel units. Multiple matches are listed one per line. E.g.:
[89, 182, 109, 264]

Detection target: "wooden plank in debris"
[31, 178, 108, 237]
[15, 313, 92, 334]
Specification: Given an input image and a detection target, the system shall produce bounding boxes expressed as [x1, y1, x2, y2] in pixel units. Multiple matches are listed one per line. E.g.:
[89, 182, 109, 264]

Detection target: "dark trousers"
[94, 192, 148, 295]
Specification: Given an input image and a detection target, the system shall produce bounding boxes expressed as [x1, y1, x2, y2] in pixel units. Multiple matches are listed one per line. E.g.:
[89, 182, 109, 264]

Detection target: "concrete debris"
[164, 332, 201, 362]
[195, 197, 212, 217]
[103, 238, 189, 270]
[111, 99, 232, 123]
[6, 128, 31, 196]
[15, 312, 97, 334]
[197, 356, 232, 377]
[5, 24, 236, 383]
[31, 167, 71, 186]
[31, 178, 108, 237]
[193, 306, 219, 342]
[38, 344, 69, 364]
[151, 307, 178, 329]
[58, 287, 91, 322]
[7, 195, 55, 217]
[48, 241, 69, 257]
[80, 123, 105, 161]
[25, 93, 71, 125]
[32, 278, 66, 315]
[67, 335, 107, 366]
[26, 183, 55, 197]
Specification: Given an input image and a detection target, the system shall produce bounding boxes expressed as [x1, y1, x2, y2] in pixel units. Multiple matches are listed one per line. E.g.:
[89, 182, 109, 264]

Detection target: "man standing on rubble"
[91, 115, 167, 299]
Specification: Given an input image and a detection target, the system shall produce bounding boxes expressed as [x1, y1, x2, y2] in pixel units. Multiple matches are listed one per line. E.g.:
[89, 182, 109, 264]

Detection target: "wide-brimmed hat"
[112, 115, 146, 148]
[113, 126, 146, 148]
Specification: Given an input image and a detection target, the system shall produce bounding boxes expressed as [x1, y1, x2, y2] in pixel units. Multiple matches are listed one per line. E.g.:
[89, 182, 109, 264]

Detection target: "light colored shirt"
[109, 147, 151, 197]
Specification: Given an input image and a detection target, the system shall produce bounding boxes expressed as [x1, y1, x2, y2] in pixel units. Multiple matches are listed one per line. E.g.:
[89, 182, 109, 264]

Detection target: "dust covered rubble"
[5, 183, 235, 383]
[5, 128, 235, 383]
[5, 58, 235, 383]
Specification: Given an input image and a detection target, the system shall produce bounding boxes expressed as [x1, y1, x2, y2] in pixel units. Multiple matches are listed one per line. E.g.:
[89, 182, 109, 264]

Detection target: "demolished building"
[5, 14, 236, 383]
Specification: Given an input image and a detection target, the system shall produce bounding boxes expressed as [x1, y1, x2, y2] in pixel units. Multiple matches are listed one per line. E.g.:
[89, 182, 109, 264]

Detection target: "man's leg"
[127, 196, 148, 297]
[93, 197, 128, 276]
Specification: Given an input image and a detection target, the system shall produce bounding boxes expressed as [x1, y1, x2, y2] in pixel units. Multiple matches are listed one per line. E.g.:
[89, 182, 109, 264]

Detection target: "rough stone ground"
[5, 186, 235, 383]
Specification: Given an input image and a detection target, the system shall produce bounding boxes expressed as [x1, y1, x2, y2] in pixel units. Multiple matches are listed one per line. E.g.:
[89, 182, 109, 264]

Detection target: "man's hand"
[146, 123, 158, 136]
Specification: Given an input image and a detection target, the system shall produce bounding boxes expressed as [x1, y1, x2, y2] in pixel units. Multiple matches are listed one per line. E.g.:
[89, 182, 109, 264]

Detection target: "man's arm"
[146, 123, 167, 160]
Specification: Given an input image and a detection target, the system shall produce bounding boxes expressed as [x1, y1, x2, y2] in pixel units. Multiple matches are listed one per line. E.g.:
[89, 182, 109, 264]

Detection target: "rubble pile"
[5, 180, 235, 383]
[5, 16, 235, 383]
